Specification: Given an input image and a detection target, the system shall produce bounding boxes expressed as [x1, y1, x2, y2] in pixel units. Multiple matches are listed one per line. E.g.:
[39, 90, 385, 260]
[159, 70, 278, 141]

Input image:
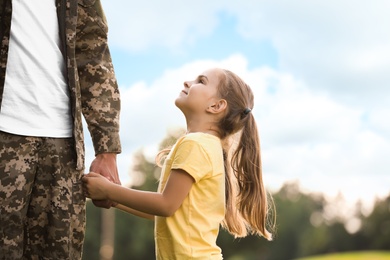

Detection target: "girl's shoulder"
[183, 132, 220, 143]
[178, 133, 222, 155]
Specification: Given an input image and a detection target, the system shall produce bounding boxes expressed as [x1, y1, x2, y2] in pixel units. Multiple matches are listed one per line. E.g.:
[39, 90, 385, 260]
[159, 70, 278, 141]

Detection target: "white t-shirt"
[0, 0, 72, 137]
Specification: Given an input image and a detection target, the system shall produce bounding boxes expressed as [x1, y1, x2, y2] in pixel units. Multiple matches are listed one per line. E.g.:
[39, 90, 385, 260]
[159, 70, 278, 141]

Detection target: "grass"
[296, 251, 390, 260]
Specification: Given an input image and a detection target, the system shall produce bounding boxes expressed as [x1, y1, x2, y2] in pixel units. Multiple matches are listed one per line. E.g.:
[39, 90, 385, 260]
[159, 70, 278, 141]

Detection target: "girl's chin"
[174, 98, 182, 107]
[174, 101, 186, 113]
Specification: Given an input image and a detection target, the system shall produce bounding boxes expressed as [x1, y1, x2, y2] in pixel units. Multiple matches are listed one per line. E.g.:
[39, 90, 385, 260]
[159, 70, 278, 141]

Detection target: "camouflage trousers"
[0, 131, 86, 260]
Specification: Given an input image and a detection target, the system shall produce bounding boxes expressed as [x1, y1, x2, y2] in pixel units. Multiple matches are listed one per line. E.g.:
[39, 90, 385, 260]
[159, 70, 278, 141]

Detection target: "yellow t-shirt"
[155, 132, 225, 260]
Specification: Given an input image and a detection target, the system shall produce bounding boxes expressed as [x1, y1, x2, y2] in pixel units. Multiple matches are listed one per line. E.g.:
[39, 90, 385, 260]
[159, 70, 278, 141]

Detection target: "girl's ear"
[207, 99, 227, 114]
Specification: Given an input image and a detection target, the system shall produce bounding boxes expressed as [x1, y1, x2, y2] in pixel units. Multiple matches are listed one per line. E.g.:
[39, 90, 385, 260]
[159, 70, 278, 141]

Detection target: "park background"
[82, 0, 390, 259]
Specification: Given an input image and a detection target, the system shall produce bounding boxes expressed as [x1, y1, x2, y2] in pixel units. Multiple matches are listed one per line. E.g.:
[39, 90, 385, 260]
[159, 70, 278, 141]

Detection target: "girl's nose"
[183, 81, 191, 88]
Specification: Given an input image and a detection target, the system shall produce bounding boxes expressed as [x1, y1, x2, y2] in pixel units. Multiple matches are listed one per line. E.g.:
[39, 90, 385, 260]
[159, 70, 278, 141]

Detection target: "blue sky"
[85, 0, 390, 213]
[109, 11, 278, 86]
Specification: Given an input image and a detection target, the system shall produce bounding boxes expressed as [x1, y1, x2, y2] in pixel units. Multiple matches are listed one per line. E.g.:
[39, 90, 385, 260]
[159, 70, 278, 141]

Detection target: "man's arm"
[76, 1, 122, 209]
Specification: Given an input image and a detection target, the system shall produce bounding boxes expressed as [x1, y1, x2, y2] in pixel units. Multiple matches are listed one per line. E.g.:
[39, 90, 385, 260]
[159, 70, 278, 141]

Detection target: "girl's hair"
[217, 69, 275, 240]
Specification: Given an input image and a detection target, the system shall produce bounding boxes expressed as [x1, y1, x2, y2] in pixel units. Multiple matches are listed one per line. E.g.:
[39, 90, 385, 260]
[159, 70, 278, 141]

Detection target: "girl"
[82, 68, 275, 259]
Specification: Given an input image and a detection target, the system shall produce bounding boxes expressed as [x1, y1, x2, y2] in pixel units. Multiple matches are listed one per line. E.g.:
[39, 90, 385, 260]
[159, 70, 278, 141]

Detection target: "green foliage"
[82, 201, 102, 260]
[113, 209, 155, 260]
[112, 146, 159, 259]
[296, 251, 390, 260]
[358, 197, 390, 250]
[265, 182, 327, 259]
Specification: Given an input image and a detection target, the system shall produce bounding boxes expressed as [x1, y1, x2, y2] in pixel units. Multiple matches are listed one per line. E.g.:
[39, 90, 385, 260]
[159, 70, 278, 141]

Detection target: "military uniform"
[0, 0, 121, 258]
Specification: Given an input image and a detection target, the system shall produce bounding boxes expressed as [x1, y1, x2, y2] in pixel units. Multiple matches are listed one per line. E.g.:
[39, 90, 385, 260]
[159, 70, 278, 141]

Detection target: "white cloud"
[229, 1, 390, 106]
[102, 0, 223, 52]
[102, 0, 390, 107]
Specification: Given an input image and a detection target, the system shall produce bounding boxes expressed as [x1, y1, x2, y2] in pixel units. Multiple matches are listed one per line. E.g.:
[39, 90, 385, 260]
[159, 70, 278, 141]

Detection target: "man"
[0, 0, 121, 259]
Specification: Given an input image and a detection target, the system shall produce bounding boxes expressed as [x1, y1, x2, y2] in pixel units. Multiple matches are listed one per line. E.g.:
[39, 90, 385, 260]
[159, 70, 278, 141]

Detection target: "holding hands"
[88, 153, 121, 208]
[82, 172, 113, 201]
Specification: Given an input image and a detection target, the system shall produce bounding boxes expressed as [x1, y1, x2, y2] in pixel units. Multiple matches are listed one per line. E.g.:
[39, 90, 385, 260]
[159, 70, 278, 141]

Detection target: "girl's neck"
[185, 120, 220, 138]
[186, 128, 220, 137]
[183, 113, 221, 137]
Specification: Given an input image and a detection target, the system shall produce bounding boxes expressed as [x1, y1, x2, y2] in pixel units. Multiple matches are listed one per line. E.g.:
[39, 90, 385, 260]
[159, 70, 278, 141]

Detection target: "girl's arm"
[83, 169, 194, 217]
[115, 203, 154, 220]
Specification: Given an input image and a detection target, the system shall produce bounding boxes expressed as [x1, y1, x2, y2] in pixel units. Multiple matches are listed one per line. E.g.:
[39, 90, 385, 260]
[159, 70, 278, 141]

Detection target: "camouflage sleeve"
[75, 0, 121, 155]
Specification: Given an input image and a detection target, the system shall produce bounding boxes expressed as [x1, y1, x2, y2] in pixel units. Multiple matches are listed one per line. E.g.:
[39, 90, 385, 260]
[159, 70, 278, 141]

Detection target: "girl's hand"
[89, 153, 121, 208]
[82, 172, 111, 200]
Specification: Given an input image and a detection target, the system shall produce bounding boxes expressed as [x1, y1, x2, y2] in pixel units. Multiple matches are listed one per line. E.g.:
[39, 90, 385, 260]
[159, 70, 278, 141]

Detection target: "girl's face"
[175, 68, 222, 115]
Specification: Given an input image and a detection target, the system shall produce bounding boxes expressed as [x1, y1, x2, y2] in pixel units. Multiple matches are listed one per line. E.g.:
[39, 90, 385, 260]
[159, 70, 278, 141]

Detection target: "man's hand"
[89, 153, 121, 208]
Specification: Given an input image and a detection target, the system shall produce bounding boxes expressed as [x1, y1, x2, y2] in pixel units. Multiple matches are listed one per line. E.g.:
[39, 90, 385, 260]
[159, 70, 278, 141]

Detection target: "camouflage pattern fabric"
[0, 131, 86, 259]
[0, 0, 122, 171]
[0, 1, 121, 258]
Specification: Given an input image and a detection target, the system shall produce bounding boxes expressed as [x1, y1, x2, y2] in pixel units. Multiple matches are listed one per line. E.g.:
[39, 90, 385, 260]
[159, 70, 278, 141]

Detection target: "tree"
[358, 194, 390, 250]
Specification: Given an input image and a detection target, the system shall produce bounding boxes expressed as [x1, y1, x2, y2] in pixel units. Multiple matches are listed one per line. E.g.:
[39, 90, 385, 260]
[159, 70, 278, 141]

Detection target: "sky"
[85, 0, 390, 210]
